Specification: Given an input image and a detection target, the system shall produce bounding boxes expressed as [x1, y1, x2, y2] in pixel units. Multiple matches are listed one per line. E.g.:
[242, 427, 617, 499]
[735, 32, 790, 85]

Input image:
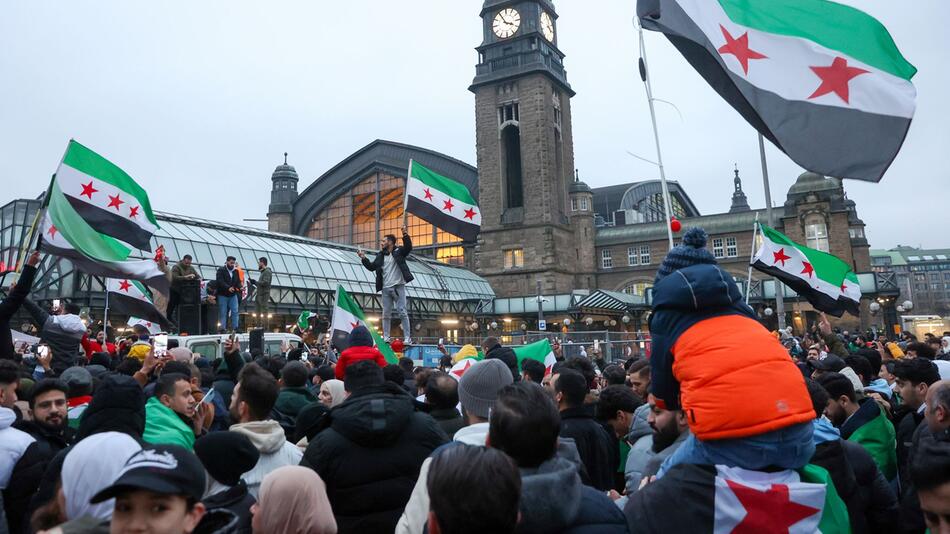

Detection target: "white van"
[169, 332, 304, 361]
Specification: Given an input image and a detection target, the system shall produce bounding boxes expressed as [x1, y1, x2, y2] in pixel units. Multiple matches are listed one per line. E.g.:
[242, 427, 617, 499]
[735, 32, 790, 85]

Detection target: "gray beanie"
[60, 366, 93, 390]
[458, 359, 513, 419]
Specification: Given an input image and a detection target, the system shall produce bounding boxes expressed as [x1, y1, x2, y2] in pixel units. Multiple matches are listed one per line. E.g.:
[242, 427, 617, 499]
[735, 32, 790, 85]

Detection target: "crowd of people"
[1, 229, 950, 533]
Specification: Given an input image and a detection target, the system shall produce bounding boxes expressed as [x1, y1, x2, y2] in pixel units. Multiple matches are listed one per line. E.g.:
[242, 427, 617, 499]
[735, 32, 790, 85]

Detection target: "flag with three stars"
[637, 0, 916, 182]
[626, 464, 850, 533]
[751, 223, 860, 317]
[404, 160, 480, 242]
[39, 141, 169, 294]
[329, 285, 397, 363]
[106, 278, 174, 331]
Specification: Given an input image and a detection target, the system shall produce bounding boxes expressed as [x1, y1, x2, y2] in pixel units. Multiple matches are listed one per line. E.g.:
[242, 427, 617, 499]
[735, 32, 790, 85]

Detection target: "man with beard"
[638, 394, 690, 485]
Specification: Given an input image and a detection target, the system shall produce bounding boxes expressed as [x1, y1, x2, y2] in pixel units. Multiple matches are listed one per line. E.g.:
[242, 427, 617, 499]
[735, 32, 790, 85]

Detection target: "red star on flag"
[47, 225, 58, 238]
[808, 56, 869, 104]
[80, 181, 98, 200]
[129, 206, 140, 218]
[451, 359, 473, 379]
[801, 261, 814, 278]
[146, 322, 152, 328]
[107, 194, 125, 210]
[423, 188, 434, 201]
[840, 282, 848, 292]
[726, 480, 819, 533]
[772, 248, 791, 267]
[463, 207, 477, 220]
[350, 321, 360, 330]
[442, 199, 454, 212]
[717, 25, 767, 74]
[118, 280, 132, 292]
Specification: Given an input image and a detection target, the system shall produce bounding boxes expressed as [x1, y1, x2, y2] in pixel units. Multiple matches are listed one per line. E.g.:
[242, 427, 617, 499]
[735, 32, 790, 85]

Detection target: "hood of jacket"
[626, 403, 652, 443]
[517, 456, 583, 532]
[339, 344, 384, 361]
[651, 263, 749, 314]
[453, 422, 489, 446]
[50, 313, 87, 338]
[0, 406, 14, 430]
[812, 416, 841, 445]
[229, 420, 289, 454]
[75, 374, 146, 441]
[329, 382, 415, 447]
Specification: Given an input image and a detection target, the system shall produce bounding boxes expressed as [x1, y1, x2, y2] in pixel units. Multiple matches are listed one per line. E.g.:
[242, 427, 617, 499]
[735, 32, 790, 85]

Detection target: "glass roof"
[133, 212, 494, 302]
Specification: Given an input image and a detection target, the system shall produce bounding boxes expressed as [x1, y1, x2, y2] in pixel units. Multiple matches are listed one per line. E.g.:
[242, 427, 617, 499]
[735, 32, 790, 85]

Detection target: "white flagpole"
[745, 213, 760, 305]
[103, 280, 110, 339]
[636, 20, 675, 249]
[758, 134, 786, 330]
[403, 159, 414, 227]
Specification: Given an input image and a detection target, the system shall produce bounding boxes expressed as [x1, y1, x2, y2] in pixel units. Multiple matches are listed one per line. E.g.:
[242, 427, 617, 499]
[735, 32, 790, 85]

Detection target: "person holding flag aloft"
[357, 225, 414, 344]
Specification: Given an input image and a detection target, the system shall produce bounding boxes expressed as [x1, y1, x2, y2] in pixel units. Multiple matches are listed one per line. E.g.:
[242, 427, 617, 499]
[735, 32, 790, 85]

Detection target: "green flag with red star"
[330, 285, 397, 364]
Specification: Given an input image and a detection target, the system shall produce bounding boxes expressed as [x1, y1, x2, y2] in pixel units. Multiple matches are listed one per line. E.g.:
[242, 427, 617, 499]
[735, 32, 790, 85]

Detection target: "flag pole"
[636, 19, 675, 249]
[103, 281, 110, 339]
[758, 134, 786, 331]
[745, 213, 760, 305]
[403, 159, 413, 227]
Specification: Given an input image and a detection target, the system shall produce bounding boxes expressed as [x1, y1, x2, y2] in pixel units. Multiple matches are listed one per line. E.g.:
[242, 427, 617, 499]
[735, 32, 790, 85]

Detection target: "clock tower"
[471, 0, 587, 298]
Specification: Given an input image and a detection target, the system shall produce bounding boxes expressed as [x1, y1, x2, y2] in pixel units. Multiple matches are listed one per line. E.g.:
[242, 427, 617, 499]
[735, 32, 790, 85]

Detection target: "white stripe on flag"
[406, 176, 482, 225]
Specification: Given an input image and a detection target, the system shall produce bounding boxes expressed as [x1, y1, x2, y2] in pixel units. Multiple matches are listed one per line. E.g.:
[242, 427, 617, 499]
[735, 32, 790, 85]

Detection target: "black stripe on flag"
[109, 291, 175, 331]
[406, 196, 479, 242]
[331, 328, 351, 353]
[65, 195, 154, 251]
[752, 261, 859, 318]
[39, 241, 171, 296]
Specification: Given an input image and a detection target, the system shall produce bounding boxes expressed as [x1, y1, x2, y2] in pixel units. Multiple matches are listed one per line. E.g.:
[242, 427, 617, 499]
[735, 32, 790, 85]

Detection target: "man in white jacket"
[228, 361, 302, 498]
[1, 360, 36, 533]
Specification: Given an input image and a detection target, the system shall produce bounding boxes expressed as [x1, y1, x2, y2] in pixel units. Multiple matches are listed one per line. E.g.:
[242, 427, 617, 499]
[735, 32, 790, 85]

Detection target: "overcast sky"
[1, 1, 947, 249]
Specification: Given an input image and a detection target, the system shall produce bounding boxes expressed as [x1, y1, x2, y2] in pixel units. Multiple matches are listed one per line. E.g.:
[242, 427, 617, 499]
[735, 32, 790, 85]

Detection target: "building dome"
[569, 179, 592, 194]
[272, 164, 299, 183]
[787, 171, 838, 197]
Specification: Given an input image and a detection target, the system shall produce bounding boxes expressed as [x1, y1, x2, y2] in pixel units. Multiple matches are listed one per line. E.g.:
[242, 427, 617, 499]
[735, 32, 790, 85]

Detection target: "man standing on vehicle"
[216, 256, 242, 333]
[255, 257, 272, 329]
[358, 226, 414, 344]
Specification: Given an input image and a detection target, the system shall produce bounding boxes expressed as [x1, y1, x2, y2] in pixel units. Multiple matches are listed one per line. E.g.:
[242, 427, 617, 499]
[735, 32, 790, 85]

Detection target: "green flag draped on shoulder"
[751, 223, 860, 317]
[637, 0, 916, 181]
[39, 141, 168, 294]
[405, 160, 480, 241]
[330, 285, 397, 364]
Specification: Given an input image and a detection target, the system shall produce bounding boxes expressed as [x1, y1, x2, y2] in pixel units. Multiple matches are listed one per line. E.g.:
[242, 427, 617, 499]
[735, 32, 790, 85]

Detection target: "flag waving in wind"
[330, 285, 397, 364]
[106, 278, 173, 331]
[513, 339, 557, 377]
[751, 223, 861, 317]
[404, 160, 481, 242]
[637, 0, 916, 182]
[39, 141, 168, 294]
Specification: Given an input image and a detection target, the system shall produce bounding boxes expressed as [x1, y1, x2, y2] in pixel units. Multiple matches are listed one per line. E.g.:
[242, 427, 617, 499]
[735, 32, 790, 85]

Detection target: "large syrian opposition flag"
[404, 160, 480, 242]
[106, 278, 173, 331]
[330, 285, 397, 364]
[513, 339, 557, 377]
[627, 464, 850, 533]
[55, 140, 159, 251]
[637, 0, 916, 182]
[752, 224, 861, 317]
[128, 317, 162, 335]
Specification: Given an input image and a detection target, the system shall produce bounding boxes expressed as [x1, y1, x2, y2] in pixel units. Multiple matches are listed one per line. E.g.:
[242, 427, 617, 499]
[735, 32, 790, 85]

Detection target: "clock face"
[492, 8, 521, 39]
[540, 12, 555, 41]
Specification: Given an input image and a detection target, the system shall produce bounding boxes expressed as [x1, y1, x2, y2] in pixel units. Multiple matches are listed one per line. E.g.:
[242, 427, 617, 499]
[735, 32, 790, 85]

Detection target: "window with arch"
[804, 215, 830, 252]
[622, 281, 652, 297]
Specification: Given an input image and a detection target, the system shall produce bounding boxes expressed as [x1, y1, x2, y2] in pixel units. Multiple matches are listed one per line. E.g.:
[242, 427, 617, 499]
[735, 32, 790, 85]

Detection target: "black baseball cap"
[810, 354, 847, 372]
[90, 445, 206, 503]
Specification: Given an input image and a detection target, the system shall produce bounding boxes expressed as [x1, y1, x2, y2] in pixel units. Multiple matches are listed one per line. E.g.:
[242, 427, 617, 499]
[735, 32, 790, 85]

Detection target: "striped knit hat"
[654, 227, 718, 283]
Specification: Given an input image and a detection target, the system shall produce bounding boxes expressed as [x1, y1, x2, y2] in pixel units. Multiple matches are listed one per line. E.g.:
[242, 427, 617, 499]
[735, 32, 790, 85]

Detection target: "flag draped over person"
[404, 160, 481, 241]
[751, 223, 861, 317]
[637, 0, 917, 182]
[39, 140, 168, 294]
[106, 278, 173, 331]
[330, 285, 397, 363]
[513, 338, 557, 376]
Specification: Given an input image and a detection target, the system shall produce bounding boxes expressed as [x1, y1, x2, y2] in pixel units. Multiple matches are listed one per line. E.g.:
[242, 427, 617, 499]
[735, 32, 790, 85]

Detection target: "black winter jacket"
[202, 481, 256, 534]
[0, 265, 36, 360]
[360, 234, 414, 292]
[300, 382, 446, 534]
[484, 343, 520, 382]
[559, 405, 617, 491]
[215, 266, 243, 301]
[812, 437, 898, 534]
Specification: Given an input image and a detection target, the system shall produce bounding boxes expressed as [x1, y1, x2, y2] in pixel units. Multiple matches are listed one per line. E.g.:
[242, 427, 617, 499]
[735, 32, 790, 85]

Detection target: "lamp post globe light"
[585, 317, 593, 326]
[869, 302, 881, 314]
[897, 305, 905, 313]
[902, 300, 914, 312]
[490, 321, 498, 330]
[563, 318, 571, 326]
[764, 307, 774, 317]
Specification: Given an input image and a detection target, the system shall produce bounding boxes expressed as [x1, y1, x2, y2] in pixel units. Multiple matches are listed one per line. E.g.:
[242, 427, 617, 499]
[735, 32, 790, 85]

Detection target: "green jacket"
[274, 387, 317, 418]
[170, 262, 199, 290]
[842, 399, 897, 481]
[143, 397, 196, 450]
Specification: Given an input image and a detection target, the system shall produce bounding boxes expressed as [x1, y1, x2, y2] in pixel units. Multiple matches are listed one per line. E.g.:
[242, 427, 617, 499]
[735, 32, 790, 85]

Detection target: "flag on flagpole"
[128, 317, 162, 335]
[751, 223, 861, 317]
[404, 160, 481, 241]
[637, 0, 916, 182]
[513, 339, 557, 376]
[296, 311, 317, 331]
[330, 285, 397, 364]
[39, 141, 168, 294]
[106, 278, 173, 330]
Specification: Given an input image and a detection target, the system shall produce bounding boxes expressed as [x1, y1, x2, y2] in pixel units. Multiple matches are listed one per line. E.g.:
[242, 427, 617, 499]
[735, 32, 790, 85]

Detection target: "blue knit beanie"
[348, 325, 374, 347]
[654, 227, 718, 283]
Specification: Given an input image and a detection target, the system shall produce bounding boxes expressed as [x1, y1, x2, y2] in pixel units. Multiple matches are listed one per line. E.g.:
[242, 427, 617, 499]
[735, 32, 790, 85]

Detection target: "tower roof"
[729, 165, 751, 213]
[272, 152, 299, 182]
[569, 169, 591, 194]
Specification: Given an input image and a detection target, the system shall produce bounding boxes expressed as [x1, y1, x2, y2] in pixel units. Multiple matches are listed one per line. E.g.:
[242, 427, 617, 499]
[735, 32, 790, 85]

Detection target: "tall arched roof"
[293, 140, 477, 236]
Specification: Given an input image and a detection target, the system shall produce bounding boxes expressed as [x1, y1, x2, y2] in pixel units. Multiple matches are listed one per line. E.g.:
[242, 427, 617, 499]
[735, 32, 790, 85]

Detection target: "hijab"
[321, 379, 346, 408]
[61, 431, 142, 521]
[256, 466, 337, 534]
